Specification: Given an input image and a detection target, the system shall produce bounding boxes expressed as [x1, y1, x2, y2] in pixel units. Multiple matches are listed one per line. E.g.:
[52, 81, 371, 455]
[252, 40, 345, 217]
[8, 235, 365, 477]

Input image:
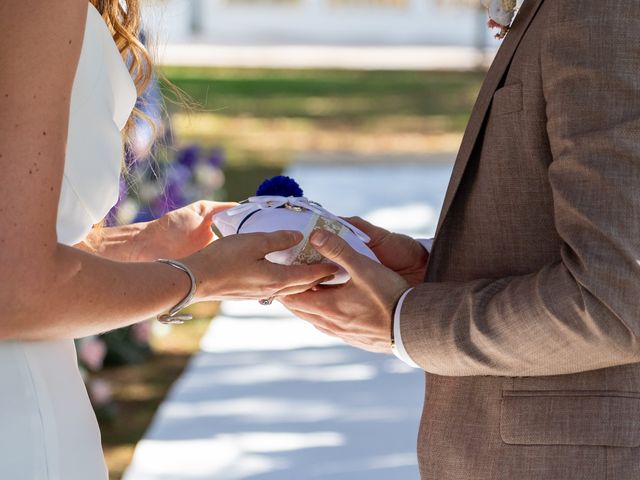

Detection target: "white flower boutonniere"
[481, 0, 518, 39]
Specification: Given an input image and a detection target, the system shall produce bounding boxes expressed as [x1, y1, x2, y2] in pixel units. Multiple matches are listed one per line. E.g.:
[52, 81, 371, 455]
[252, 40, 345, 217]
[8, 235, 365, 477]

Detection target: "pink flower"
[88, 378, 113, 406]
[77, 336, 107, 372]
[132, 320, 152, 344]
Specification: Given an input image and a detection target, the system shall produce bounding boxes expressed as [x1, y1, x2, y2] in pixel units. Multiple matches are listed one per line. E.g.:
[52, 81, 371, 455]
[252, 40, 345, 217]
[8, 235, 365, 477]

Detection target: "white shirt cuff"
[416, 238, 434, 253]
[391, 236, 433, 368]
[391, 288, 421, 368]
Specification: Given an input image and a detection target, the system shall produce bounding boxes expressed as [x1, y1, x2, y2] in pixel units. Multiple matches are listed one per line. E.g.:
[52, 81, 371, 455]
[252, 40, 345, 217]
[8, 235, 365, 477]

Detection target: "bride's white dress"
[0, 4, 136, 478]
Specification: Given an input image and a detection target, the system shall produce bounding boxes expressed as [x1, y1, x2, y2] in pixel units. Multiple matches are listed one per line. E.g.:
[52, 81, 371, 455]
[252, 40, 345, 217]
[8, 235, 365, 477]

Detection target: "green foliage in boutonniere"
[482, 0, 518, 39]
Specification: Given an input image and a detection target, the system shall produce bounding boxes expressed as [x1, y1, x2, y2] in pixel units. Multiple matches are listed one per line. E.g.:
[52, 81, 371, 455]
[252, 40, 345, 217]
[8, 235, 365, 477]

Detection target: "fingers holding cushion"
[309, 230, 364, 275]
[255, 230, 304, 256]
[273, 274, 336, 297]
[268, 262, 338, 289]
[194, 200, 238, 220]
[280, 286, 348, 317]
[343, 216, 390, 245]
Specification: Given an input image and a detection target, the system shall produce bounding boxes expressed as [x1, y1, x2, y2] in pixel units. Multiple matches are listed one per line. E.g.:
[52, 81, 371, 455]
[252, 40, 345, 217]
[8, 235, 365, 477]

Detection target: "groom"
[282, 0, 640, 478]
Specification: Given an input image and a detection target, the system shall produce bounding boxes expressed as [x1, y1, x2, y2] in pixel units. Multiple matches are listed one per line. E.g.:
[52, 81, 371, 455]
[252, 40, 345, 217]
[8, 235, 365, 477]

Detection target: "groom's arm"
[399, 3, 640, 377]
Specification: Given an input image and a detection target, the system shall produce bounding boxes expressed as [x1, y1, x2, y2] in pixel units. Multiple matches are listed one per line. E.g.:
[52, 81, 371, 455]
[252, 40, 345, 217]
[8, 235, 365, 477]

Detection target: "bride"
[0, 1, 337, 478]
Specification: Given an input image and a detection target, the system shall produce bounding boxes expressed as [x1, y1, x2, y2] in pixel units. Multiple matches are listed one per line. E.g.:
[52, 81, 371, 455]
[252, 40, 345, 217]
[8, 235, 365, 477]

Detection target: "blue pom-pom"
[256, 176, 304, 197]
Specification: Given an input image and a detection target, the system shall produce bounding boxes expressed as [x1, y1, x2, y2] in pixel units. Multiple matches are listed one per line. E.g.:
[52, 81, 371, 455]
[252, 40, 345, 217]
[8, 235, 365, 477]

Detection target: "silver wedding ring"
[259, 297, 274, 306]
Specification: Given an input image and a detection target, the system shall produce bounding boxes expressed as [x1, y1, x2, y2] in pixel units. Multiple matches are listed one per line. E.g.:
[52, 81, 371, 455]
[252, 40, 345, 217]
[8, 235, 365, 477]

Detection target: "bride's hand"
[183, 231, 339, 301]
[133, 200, 236, 261]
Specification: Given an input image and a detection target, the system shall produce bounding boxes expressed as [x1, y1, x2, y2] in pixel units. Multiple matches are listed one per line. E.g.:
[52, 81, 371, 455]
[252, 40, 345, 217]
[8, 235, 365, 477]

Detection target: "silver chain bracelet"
[155, 259, 197, 325]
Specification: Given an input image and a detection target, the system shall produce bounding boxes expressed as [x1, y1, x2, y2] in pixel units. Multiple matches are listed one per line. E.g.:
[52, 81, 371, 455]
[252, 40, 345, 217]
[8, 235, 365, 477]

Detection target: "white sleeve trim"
[416, 238, 434, 254]
[391, 287, 421, 369]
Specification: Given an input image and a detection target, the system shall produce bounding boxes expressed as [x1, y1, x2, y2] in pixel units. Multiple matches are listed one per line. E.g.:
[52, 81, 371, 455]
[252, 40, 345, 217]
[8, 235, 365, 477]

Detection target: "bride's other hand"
[183, 231, 339, 301]
[78, 201, 236, 262]
[133, 200, 236, 261]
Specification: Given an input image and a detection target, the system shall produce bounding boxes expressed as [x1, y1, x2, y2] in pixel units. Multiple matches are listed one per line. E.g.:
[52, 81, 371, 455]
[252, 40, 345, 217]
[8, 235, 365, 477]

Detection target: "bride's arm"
[0, 0, 336, 341]
[76, 201, 237, 262]
[75, 223, 147, 261]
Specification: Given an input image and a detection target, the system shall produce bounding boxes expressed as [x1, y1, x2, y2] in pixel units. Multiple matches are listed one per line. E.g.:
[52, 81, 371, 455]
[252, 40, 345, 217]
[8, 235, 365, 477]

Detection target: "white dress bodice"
[0, 4, 136, 479]
[58, 4, 137, 245]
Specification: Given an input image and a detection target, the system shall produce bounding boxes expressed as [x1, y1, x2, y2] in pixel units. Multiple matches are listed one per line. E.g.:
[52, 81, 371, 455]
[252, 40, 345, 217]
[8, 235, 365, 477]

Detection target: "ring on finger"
[259, 297, 275, 306]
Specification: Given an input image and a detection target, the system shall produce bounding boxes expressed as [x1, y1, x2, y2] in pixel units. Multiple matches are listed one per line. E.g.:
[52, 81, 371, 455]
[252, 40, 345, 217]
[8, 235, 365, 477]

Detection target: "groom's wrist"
[391, 287, 421, 368]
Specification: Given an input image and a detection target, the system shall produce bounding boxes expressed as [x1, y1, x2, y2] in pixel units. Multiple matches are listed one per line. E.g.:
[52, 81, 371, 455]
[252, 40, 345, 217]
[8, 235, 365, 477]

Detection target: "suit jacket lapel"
[433, 0, 545, 238]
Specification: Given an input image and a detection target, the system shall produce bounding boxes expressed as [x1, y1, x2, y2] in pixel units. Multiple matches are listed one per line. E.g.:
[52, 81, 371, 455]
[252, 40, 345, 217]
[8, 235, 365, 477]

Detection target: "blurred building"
[144, 0, 499, 48]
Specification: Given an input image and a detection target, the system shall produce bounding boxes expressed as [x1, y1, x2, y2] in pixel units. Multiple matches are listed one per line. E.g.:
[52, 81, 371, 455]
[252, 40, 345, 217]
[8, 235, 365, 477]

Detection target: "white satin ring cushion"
[213, 202, 380, 285]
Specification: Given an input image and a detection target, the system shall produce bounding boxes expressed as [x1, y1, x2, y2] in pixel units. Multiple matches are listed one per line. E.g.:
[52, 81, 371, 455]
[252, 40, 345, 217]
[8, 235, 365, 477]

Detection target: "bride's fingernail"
[310, 229, 329, 247]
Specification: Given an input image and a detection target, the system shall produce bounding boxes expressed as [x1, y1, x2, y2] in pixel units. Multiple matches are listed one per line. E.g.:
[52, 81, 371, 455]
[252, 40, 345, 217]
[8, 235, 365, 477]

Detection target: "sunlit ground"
[124, 302, 424, 480]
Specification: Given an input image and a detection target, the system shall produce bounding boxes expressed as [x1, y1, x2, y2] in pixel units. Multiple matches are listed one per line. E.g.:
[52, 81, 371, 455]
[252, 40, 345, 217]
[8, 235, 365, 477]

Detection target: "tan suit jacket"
[400, 0, 640, 478]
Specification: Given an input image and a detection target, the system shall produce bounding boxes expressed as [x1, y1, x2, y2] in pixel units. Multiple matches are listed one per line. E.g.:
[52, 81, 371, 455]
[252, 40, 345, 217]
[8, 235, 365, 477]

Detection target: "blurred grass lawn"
[161, 68, 483, 168]
[161, 68, 482, 121]
[101, 67, 483, 478]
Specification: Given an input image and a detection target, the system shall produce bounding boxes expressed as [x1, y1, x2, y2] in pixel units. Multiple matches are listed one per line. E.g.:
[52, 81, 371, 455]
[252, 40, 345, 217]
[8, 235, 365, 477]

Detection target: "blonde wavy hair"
[86, 0, 155, 235]
[90, 0, 153, 138]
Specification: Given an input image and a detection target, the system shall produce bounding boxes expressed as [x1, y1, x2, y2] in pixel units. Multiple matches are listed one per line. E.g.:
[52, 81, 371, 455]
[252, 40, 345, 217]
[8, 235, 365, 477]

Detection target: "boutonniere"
[482, 0, 518, 39]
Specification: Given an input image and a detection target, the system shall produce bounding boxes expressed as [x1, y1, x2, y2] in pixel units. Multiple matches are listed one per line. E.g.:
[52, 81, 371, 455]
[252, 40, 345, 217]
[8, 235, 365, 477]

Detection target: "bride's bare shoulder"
[0, 0, 88, 135]
[0, 0, 88, 86]
[0, 0, 88, 282]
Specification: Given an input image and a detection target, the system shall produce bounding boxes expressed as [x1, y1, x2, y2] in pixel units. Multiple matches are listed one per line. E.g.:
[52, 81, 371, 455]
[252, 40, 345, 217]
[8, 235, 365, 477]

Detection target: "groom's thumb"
[310, 229, 361, 274]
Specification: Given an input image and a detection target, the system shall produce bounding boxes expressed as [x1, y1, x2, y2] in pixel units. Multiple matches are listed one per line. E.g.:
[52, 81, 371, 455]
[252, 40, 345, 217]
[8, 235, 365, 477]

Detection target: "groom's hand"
[345, 217, 429, 286]
[281, 229, 409, 353]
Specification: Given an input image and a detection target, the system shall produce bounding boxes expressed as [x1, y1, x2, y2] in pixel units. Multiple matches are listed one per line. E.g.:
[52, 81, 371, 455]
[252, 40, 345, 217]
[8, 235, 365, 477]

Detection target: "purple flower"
[134, 207, 154, 223]
[207, 148, 225, 168]
[105, 177, 130, 226]
[164, 180, 185, 208]
[165, 163, 191, 186]
[176, 145, 200, 170]
[150, 179, 186, 218]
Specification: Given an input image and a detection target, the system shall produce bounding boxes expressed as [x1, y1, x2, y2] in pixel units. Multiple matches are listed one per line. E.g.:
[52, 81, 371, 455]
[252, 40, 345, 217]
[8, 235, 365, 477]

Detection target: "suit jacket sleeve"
[400, 4, 640, 377]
